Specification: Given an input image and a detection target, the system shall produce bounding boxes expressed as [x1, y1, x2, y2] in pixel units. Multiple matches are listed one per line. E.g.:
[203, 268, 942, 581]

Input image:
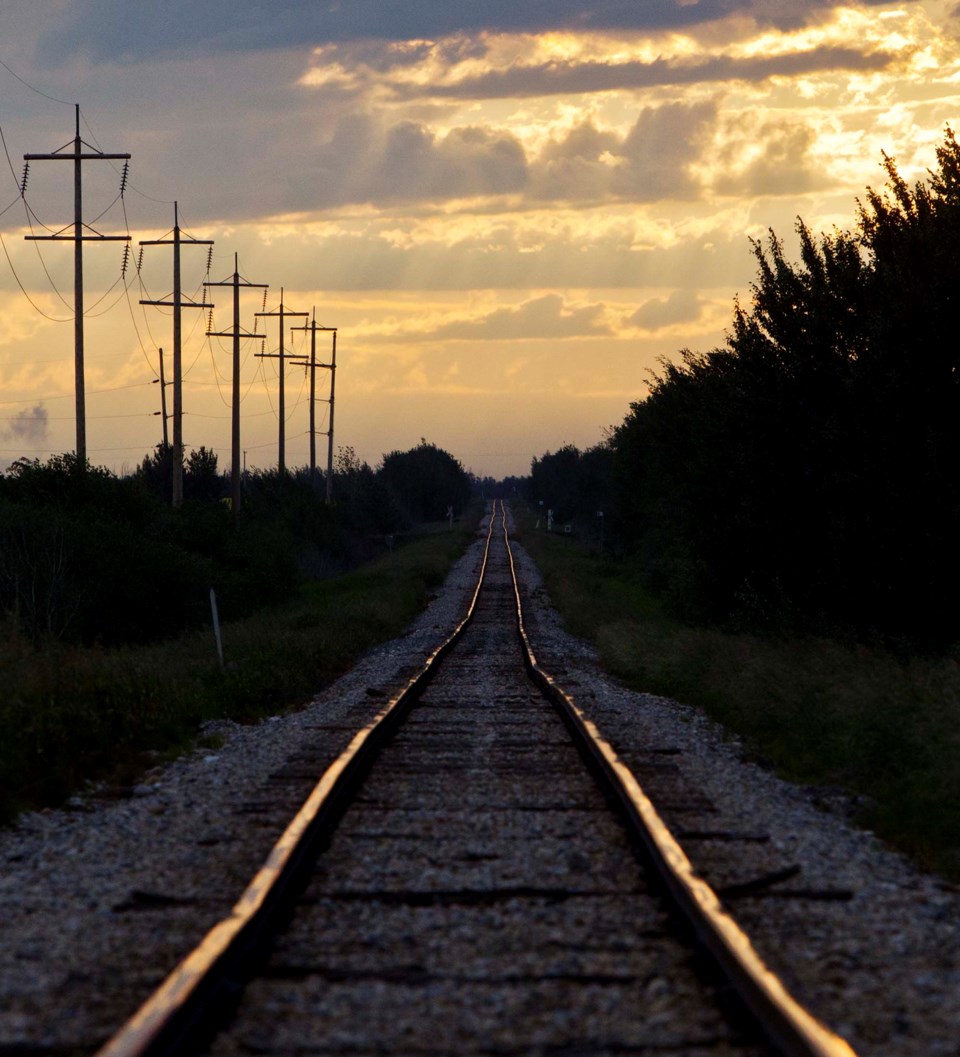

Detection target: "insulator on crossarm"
[119, 161, 129, 198]
[206, 246, 213, 274]
[137, 247, 144, 273]
[19, 162, 29, 197]
[121, 244, 131, 277]
[207, 308, 214, 332]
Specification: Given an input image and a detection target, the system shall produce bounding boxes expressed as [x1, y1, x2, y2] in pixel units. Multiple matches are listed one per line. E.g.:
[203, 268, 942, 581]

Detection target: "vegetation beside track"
[0, 436, 480, 822]
[515, 506, 960, 881]
[0, 514, 477, 822]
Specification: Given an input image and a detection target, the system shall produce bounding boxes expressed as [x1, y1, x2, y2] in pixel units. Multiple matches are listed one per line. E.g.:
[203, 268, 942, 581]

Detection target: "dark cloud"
[406, 46, 898, 100]
[38, 0, 915, 63]
[712, 118, 830, 196]
[628, 290, 704, 329]
[531, 121, 624, 201]
[404, 293, 612, 341]
[262, 101, 713, 212]
[329, 36, 492, 74]
[530, 102, 716, 202]
[297, 115, 528, 207]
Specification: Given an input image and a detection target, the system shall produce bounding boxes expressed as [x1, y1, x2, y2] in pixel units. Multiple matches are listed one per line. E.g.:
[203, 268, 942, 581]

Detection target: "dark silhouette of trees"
[610, 128, 960, 647]
[0, 438, 474, 646]
[529, 441, 614, 541]
[378, 440, 472, 524]
[136, 443, 224, 503]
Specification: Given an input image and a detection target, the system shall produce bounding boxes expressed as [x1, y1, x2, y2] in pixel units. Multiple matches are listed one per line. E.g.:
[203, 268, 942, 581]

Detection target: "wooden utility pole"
[204, 255, 267, 513]
[326, 328, 337, 504]
[291, 316, 338, 502]
[140, 203, 214, 507]
[155, 347, 169, 448]
[255, 289, 308, 475]
[24, 104, 130, 466]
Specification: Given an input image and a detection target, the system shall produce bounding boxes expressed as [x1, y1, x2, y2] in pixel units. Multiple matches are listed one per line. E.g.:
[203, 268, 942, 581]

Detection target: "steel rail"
[499, 500, 858, 1057]
[95, 510, 500, 1057]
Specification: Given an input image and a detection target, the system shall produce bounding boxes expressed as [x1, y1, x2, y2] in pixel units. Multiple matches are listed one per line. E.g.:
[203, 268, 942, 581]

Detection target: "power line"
[0, 381, 153, 407]
[0, 226, 73, 322]
[0, 56, 73, 106]
[0, 121, 23, 193]
[0, 411, 152, 421]
[21, 199, 74, 310]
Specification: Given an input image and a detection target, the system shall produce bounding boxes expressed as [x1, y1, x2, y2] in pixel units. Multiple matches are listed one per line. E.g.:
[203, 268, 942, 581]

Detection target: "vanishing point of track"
[98, 502, 857, 1057]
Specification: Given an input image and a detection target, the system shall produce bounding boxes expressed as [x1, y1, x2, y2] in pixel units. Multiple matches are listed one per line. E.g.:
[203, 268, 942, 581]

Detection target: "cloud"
[281, 115, 529, 209]
[529, 102, 717, 202]
[628, 290, 705, 329]
[369, 294, 612, 342]
[711, 116, 829, 196]
[217, 216, 755, 292]
[274, 100, 715, 212]
[37, 1, 918, 63]
[401, 46, 898, 101]
[1, 403, 49, 443]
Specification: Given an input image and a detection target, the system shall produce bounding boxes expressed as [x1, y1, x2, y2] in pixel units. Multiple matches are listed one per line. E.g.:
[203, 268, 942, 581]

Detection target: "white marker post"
[210, 588, 224, 670]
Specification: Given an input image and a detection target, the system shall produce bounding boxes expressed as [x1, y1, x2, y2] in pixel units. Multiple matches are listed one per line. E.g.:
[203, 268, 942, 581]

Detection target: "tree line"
[529, 129, 960, 650]
[0, 439, 472, 646]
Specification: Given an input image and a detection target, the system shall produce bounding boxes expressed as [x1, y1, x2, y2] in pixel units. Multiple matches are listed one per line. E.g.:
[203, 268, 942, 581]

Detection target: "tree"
[610, 128, 960, 645]
[378, 440, 471, 524]
[184, 446, 223, 502]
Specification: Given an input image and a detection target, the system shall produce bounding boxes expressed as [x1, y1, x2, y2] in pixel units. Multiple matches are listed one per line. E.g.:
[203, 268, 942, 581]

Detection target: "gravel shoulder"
[1, 510, 958, 1056]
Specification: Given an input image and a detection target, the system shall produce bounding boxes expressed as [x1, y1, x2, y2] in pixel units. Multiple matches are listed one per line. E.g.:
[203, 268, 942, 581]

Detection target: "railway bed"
[98, 505, 852, 1056]
[1, 507, 959, 1056]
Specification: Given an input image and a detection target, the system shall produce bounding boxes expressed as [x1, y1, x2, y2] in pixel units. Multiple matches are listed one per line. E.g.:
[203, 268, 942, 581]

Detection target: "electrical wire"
[0, 381, 153, 407]
[188, 407, 277, 420]
[83, 273, 130, 318]
[119, 196, 160, 376]
[0, 57, 73, 106]
[80, 112, 177, 209]
[87, 190, 123, 228]
[208, 339, 232, 408]
[0, 226, 72, 321]
[0, 411, 151, 421]
[20, 200, 73, 310]
[0, 193, 21, 220]
[22, 196, 61, 235]
[0, 119, 23, 193]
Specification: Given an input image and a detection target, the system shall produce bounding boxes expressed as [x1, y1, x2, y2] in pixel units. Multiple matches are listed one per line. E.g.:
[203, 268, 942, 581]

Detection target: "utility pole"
[154, 347, 169, 448]
[24, 104, 130, 466]
[326, 328, 337, 504]
[291, 316, 337, 502]
[139, 202, 214, 507]
[255, 289, 307, 475]
[204, 255, 267, 513]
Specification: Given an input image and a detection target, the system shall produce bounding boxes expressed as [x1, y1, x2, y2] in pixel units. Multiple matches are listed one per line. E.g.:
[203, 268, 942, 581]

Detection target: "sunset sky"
[2, 0, 959, 478]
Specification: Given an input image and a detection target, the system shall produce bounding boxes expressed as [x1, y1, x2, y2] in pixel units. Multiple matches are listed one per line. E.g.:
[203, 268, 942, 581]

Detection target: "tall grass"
[0, 520, 475, 821]
[515, 511, 960, 879]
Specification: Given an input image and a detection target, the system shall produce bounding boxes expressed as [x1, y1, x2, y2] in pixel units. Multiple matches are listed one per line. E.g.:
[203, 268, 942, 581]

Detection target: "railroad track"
[99, 502, 856, 1057]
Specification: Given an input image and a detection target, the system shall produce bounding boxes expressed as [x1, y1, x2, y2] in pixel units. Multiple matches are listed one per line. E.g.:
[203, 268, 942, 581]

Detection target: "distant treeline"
[0, 439, 472, 646]
[529, 129, 960, 650]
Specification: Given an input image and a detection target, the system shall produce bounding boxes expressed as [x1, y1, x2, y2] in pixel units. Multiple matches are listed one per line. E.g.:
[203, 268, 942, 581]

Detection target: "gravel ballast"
[1, 510, 958, 1055]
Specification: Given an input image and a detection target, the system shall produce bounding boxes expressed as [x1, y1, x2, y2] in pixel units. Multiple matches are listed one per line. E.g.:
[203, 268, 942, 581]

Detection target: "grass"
[515, 509, 960, 880]
[0, 515, 477, 822]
